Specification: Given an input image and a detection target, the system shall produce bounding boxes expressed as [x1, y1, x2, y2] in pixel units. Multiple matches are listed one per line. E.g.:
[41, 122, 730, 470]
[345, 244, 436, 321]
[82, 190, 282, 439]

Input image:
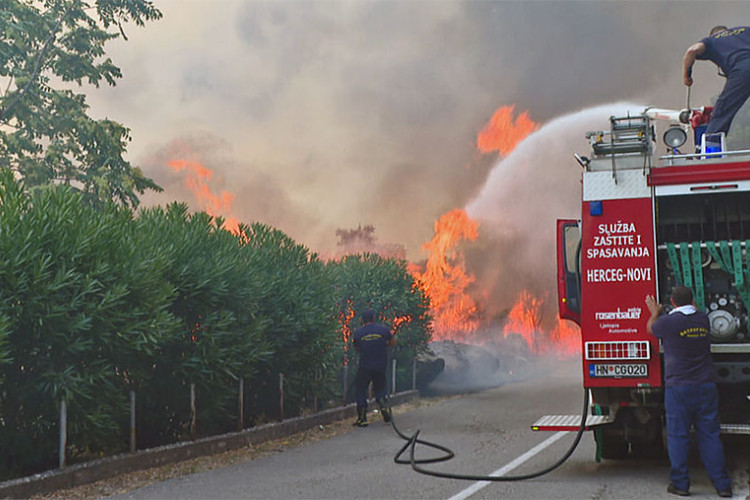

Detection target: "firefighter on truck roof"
[683, 25, 750, 137]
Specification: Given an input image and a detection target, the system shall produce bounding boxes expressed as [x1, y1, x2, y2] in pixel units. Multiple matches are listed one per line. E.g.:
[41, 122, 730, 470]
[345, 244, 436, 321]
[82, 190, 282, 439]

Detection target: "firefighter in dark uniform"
[645, 287, 732, 498]
[683, 26, 750, 137]
[351, 309, 395, 427]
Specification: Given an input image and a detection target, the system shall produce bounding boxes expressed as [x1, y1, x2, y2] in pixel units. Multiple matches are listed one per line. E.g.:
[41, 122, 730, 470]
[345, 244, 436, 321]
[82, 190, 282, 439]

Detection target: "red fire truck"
[533, 106, 750, 458]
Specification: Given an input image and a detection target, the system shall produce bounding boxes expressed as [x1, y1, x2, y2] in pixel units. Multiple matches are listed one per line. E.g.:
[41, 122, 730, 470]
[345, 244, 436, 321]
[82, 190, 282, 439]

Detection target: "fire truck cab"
[535, 107, 750, 459]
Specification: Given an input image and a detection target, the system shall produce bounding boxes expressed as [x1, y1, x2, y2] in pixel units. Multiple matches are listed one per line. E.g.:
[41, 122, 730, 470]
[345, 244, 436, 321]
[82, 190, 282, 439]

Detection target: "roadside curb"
[0, 390, 419, 499]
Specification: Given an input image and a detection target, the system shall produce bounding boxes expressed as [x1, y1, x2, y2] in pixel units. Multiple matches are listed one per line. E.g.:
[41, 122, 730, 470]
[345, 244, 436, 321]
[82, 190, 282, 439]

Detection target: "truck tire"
[630, 415, 664, 458]
[595, 427, 629, 459]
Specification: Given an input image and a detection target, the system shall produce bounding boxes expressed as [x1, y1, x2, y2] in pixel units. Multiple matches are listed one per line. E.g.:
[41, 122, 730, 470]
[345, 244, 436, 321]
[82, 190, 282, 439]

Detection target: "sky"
[86, 0, 750, 317]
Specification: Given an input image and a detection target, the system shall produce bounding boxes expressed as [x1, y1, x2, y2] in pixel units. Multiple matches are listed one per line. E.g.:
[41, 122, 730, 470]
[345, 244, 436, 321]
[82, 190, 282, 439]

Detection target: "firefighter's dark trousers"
[706, 58, 750, 136]
[664, 383, 732, 492]
[354, 367, 387, 413]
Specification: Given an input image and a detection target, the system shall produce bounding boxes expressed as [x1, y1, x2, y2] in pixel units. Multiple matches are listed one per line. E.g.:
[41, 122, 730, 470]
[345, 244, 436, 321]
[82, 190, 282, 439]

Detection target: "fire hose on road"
[387, 388, 591, 481]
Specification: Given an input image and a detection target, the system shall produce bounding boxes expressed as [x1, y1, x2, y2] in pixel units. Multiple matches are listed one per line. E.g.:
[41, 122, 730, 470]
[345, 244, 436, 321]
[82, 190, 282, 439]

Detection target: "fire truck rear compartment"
[657, 191, 750, 344]
[657, 191, 750, 244]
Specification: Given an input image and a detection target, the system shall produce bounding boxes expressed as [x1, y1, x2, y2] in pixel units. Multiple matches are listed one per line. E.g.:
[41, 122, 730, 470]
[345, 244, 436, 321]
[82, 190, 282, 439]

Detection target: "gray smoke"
[86, 1, 748, 304]
[465, 102, 644, 325]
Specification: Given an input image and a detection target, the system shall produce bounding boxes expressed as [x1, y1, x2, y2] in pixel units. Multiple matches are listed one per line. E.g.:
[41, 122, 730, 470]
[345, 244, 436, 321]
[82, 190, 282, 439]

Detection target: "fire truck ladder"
[587, 114, 652, 183]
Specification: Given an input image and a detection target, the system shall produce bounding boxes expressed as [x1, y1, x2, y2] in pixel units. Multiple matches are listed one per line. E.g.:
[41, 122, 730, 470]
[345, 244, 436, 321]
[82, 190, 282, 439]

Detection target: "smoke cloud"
[465, 102, 644, 325]
[86, 1, 750, 313]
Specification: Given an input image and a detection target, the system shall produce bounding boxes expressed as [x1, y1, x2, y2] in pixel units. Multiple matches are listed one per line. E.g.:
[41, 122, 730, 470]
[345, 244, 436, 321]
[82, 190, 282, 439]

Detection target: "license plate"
[589, 363, 648, 377]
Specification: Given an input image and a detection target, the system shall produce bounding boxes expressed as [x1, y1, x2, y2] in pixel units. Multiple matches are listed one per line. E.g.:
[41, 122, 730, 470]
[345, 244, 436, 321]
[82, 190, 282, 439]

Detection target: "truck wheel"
[595, 427, 629, 459]
[630, 416, 664, 458]
[630, 433, 663, 457]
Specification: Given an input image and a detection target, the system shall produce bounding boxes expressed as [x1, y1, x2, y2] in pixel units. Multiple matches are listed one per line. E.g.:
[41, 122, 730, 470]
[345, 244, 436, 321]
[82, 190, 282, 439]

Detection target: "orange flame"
[503, 290, 580, 356]
[338, 299, 355, 342]
[503, 290, 543, 352]
[550, 317, 581, 357]
[409, 104, 539, 343]
[338, 299, 356, 365]
[477, 105, 538, 156]
[410, 209, 480, 341]
[168, 158, 241, 234]
[392, 314, 410, 331]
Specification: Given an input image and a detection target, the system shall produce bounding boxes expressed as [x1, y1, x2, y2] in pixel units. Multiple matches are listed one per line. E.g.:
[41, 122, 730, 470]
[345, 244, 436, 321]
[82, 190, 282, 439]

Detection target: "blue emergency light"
[589, 200, 603, 216]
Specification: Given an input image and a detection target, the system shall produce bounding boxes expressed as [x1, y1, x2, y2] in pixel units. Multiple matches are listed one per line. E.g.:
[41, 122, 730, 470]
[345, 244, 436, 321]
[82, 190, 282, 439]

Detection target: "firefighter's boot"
[376, 397, 392, 423]
[353, 407, 368, 427]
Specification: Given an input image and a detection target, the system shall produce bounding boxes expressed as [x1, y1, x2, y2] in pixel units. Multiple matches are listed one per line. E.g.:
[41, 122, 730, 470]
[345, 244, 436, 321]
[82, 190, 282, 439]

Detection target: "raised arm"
[683, 41, 706, 86]
[644, 295, 663, 336]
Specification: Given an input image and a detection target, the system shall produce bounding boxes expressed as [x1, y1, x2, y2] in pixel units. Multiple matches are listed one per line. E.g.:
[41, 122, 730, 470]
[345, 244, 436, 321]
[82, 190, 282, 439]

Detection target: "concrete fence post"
[59, 399, 67, 468]
[412, 358, 417, 391]
[342, 364, 349, 403]
[190, 383, 197, 437]
[313, 370, 319, 413]
[238, 377, 244, 431]
[129, 390, 136, 453]
[391, 358, 397, 395]
[278, 373, 284, 421]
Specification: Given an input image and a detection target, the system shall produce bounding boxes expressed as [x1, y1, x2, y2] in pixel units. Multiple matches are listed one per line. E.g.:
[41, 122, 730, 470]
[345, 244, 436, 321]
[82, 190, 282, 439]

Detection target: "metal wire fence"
[54, 358, 418, 468]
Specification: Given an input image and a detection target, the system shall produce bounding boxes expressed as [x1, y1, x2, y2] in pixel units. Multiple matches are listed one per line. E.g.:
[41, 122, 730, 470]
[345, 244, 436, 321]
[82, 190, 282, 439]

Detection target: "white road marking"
[447, 431, 570, 500]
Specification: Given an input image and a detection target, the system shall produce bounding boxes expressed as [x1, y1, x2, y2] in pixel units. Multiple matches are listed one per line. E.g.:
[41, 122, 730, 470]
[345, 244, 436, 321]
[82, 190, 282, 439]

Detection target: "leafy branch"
[0, 4, 70, 124]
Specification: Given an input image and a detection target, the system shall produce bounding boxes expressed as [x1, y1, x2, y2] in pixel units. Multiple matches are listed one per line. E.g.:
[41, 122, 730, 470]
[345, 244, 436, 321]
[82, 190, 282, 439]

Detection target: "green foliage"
[0, 172, 432, 479]
[0, 0, 434, 481]
[327, 253, 432, 393]
[238, 223, 339, 420]
[0, 0, 162, 208]
[0, 169, 177, 476]
[133, 205, 273, 444]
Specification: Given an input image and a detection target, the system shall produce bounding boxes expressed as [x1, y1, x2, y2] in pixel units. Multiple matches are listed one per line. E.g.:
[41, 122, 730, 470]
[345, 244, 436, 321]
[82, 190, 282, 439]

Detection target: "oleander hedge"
[0, 170, 431, 479]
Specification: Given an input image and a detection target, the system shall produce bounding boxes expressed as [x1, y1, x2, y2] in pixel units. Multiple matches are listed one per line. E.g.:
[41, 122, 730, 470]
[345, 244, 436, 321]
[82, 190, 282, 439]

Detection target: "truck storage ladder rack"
[589, 115, 651, 157]
[531, 414, 615, 431]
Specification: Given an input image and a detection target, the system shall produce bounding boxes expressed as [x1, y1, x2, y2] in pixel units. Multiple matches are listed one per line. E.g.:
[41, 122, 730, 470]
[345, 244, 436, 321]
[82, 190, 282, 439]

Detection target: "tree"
[238, 222, 340, 421]
[131, 205, 274, 444]
[335, 224, 406, 259]
[0, 169, 433, 477]
[328, 253, 432, 392]
[0, 0, 162, 208]
[0, 171, 179, 477]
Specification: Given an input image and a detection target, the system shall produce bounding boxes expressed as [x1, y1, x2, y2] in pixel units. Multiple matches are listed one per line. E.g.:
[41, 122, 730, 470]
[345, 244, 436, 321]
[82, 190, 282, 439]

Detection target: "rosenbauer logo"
[595, 307, 642, 320]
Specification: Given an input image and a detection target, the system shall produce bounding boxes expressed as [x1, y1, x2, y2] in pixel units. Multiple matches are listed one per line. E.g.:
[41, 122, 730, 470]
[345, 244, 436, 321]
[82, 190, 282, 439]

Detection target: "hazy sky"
[86, 0, 748, 315]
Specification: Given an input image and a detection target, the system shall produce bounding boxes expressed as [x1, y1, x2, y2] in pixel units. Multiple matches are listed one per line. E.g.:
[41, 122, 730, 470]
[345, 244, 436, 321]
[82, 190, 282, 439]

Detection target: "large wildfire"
[408, 105, 579, 356]
[166, 104, 580, 357]
[408, 208, 480, 341]
[503, 290, 580, 356]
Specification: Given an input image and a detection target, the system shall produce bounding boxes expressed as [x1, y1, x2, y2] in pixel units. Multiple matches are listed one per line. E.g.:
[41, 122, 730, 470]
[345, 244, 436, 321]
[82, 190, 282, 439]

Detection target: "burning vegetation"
[408, 208, 480, 341]
[402, 105, 580, 356]
[167, 158, 241, 235]
[477, 105, 539, 156]
[166, 104, 580, 359]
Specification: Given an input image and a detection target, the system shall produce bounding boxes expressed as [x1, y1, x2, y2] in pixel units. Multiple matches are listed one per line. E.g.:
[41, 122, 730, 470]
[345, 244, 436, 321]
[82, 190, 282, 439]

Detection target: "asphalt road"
[112, 358, 750, 500]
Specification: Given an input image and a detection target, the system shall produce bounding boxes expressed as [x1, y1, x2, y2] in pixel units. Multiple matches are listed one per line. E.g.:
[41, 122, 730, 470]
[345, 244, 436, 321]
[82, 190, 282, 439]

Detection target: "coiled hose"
[388, 388, 590, 481]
